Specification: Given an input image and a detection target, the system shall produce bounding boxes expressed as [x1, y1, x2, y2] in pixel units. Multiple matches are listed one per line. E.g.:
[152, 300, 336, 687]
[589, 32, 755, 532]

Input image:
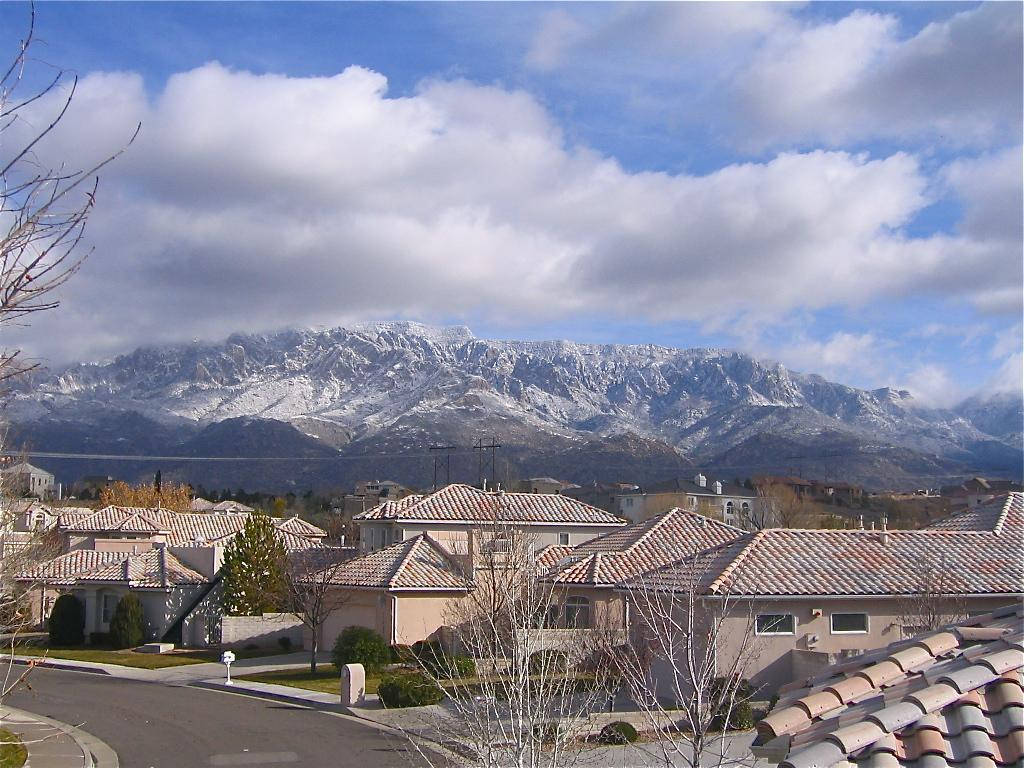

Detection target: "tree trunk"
[310, 631, 318, 674]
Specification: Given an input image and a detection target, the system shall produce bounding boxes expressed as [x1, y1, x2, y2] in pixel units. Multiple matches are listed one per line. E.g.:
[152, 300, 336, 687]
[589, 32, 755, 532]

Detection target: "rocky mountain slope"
[7, 322, 1021, 491]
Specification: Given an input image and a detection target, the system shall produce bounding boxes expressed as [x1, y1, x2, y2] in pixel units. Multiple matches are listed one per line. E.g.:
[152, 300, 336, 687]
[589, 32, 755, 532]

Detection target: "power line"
[2, 449, 478, 462]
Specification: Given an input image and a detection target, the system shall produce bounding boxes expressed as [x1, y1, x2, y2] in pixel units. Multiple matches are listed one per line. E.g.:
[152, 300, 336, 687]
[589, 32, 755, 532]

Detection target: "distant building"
[561, 482, 641, 513]
[941, 476, 1023, 509]
[608, 474, 759, 527]
[1, 462, 56, 499]
[71, 475, 115, 499]
[515, 477, 575, 495]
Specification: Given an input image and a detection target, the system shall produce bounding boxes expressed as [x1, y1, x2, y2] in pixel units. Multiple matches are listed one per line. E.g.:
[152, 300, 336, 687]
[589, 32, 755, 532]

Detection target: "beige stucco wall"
[315, 590, 391, 651]
[314, 589, 467, 651]
[359, 521, 621, 554]
[703, 595, 1016, 695]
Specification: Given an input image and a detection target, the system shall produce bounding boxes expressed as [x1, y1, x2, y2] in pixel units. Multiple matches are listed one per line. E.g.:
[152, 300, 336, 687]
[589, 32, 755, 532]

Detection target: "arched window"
[741, 502, 750, 515]
[726, 501, 734, 518]
[564, 596, 591, 629]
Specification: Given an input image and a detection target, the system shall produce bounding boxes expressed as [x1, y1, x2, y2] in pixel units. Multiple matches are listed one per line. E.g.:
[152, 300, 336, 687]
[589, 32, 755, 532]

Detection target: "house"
[755, 475, 815, 498]
[305, 534, 471, 649]
[623, 493, 1023, 695]
[539, 508, 744, 635]
[516, 477, 575, 495]
[752, 603, 1023, 768]
[17, 506, 329, 645]
[561, 482, 641, 513]
[612, 474, 759, 527]
[941, 477, 1024, 510]
[211, 500, 254, 513]
[2, 462, 56, 499]
[354, 483, 625, 555]
[190, 497, 216, 512]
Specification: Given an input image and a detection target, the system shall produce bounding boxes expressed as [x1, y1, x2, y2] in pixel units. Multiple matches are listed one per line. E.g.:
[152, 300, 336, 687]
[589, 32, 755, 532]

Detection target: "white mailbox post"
[221, 650, 236, 685]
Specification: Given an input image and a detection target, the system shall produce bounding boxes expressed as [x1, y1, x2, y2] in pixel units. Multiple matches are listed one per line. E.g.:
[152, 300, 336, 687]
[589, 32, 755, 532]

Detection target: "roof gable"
[312, 534, 469, 591]
[18, 548, 206, 588]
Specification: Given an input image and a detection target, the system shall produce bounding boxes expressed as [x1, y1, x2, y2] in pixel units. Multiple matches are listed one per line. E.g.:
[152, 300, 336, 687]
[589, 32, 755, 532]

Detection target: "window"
[558, 532, 570, 546]
[741, 502, 750, 515]
[831, 613, 869, 634]
[726, 501, 734, 517]
[625, 498, 634, 507]
[756, 613, 795, 635]
[564, 596, 591, 629]
[102, 594, 119, 624]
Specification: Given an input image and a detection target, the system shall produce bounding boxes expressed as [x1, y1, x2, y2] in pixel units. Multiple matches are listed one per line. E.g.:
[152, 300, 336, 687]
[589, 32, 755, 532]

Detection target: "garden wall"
[221, 613, 304, 649]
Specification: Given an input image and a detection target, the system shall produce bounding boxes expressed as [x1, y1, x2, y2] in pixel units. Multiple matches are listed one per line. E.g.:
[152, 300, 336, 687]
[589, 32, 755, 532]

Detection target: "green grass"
[15, 646, 284, 669]
[0, 728, 26, 768]
[236, 665, 383, 695]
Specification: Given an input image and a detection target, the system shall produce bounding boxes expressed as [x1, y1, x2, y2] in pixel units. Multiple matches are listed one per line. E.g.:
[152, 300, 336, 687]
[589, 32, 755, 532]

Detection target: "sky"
[0, 1, 1020, 407]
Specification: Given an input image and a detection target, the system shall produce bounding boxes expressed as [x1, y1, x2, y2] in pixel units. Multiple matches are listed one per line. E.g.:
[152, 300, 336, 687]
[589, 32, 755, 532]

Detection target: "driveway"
[7, 667, 438, 768]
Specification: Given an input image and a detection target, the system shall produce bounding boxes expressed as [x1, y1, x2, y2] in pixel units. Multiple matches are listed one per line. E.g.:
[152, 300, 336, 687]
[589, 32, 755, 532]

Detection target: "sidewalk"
[0, 705, 118, 768]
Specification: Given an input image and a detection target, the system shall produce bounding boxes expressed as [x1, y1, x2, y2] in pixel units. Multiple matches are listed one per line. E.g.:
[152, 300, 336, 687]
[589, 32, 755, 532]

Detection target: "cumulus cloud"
[2, 61, 1019, 384]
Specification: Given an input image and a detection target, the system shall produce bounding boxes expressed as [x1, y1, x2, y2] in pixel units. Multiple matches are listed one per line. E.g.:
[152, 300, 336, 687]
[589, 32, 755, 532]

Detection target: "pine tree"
[109, 593, 145, 648]
[221, 511, 287, 616]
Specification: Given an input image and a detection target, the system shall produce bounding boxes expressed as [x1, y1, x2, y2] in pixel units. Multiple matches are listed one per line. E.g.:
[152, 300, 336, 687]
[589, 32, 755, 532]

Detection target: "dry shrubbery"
[99, 480, 192, 512]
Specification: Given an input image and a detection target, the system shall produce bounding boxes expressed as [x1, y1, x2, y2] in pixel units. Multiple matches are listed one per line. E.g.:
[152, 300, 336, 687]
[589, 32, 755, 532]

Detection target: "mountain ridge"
[7, 322, 1021, 491]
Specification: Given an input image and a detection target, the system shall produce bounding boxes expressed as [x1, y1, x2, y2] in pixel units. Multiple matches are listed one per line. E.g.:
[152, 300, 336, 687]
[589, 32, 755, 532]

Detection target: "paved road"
[8, 667, 439, 768]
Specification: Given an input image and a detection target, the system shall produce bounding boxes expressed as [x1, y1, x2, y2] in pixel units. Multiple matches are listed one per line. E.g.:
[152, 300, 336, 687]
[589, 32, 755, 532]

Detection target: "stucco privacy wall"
[222, 613, 304, 648]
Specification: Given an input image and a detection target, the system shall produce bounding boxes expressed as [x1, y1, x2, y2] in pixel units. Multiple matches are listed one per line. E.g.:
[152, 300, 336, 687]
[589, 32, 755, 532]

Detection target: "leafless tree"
[750, 484, 819, 530]
[895, 554, 970, 637]
[399, 520, 625, 768]
[284, 545, 355, 673]
[614, 549, 763, 768]
[1, 5, 138, 382]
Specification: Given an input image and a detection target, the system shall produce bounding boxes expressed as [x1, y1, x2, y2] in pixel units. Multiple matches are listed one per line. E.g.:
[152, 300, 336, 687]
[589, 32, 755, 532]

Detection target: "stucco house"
[354, 483, 625, 555]
[2, 462, 56, 499]
[539, 508, 744, 635]
[751, 603, 1023, 768]
[623, 493, 1023, 696]
[17, 505, 328, 646]
[611, 474, 759, 527]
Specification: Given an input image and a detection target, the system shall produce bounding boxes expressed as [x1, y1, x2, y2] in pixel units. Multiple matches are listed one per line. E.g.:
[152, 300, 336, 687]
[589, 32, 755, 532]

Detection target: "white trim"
[755, 613, 797, 636]
[830, 612, 870, 634]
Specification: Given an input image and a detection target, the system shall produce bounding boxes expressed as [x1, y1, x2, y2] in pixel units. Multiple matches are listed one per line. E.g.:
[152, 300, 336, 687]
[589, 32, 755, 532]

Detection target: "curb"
[191, 680, 341, 712]
[11, 657, 111, 675]
[1, 705, 119, 768]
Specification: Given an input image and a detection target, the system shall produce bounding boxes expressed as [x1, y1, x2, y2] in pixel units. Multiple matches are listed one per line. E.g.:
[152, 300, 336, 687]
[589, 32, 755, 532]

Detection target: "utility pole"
[429, 445, 456, 491]
[473, 437, 501, 489]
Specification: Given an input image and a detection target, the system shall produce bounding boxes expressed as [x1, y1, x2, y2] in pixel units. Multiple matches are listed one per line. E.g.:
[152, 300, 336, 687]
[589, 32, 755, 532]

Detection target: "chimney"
[713, 480, 722, 495]
[695, 473, 707, 488]
[880, 515, 889, 545]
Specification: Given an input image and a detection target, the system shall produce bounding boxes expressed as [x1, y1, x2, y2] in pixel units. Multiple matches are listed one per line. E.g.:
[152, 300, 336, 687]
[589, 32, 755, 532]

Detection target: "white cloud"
[900, 364, 965, 408]
[732, 3, 1022, 149]
[2, 62, 1019, 376]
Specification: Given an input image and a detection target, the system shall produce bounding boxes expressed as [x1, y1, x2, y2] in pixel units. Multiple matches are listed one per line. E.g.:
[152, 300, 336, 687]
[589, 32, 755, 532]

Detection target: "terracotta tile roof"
[626, 525, 1023, 597]
[57, 506, 327, 551]
[18, 548, 206, 588]
[753, 604, 1024, 768]
[926, 493, 1023, 534]
[545, 509, 743, 586]
[311, 534, 469, 591]
[354, 484, 623, 526]
[535, 545, 575, 571]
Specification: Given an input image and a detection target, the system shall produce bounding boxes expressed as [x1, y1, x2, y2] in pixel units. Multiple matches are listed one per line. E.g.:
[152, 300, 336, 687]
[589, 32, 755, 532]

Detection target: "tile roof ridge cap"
[626, 510, 678, 552]
[707, 530, 763, 594]
[419, 532, 469, 577]
[994, 494, 1013, 535]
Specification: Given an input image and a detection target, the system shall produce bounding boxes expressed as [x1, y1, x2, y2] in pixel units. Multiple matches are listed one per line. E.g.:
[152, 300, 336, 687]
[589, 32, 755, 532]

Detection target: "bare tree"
[1, 5, 138, 382]
[284, 546, 354, 673]
[895, 554, 970, 637]
[614, 549, 763, 768]
[750, 484, 818, 530]
[399, 520, 625, 768]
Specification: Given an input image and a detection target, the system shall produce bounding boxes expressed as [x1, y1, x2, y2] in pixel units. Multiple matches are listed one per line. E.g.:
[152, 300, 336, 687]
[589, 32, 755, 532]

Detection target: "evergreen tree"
[221, 511, 287, 615]
[109, 593, 145, 648]
[48, 594, 85, 645]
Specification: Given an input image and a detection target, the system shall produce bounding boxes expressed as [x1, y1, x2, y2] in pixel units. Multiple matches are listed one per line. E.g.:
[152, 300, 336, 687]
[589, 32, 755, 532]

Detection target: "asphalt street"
[8, 667, 440, 768]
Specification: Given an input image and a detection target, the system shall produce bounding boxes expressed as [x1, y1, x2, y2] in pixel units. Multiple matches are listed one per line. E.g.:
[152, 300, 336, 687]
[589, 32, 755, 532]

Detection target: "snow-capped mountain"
[7, 322, 1022, 490]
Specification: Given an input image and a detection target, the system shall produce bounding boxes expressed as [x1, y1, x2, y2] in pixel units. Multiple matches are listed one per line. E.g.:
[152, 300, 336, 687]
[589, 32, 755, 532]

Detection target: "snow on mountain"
[8, 322, 1022, 487]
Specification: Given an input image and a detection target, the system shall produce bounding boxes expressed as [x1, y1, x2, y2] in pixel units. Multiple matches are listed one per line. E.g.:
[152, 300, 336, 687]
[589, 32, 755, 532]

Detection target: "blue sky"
[1, 2, 1020, 405]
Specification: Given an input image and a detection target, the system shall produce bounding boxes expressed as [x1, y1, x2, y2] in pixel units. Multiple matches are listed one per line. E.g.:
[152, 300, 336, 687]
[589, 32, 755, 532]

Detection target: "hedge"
[598, 721, 639, 745]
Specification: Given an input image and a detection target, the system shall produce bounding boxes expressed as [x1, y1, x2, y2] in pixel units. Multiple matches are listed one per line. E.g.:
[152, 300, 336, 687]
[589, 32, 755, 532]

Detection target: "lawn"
[0, 728, 26, 768]
[236, 665, 379, 694]
[14, 646, 283, 670]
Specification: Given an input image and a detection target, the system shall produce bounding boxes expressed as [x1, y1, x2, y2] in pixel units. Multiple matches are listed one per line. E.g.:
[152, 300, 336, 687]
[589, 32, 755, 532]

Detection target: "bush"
[710, 677, 755, 731]
[332, 626, 390, 673]
[109, 594, 145, 649]
[89, 632, 111, 647]
[48, 594, 84, 645]
[598, 721, 639, 745]
[532, 722, 564, 744]
[278, 636, 293, 652]
[390, 644, 416, 664]
[410, 640, 474, 679]
[377, 671, 443, 708]
[528, 649, 569, 675]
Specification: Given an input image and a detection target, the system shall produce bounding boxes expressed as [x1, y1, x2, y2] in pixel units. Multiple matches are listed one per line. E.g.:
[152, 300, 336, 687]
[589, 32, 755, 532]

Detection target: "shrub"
[48, 594, 84, 645]
[89, 632, 111, 647]
[332, 626, 390, 673]
[710, 677, 755, 731]
[390, 644, 416, 664]
[409, 640, 474, 678]
[598, 721, 639, 745]
[528, 649, 569, 675]
[377, 671, 442, 708]
[109, 594, 145, 649]
[532, 722, 564, 744]
[278, 636, 293, 652]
